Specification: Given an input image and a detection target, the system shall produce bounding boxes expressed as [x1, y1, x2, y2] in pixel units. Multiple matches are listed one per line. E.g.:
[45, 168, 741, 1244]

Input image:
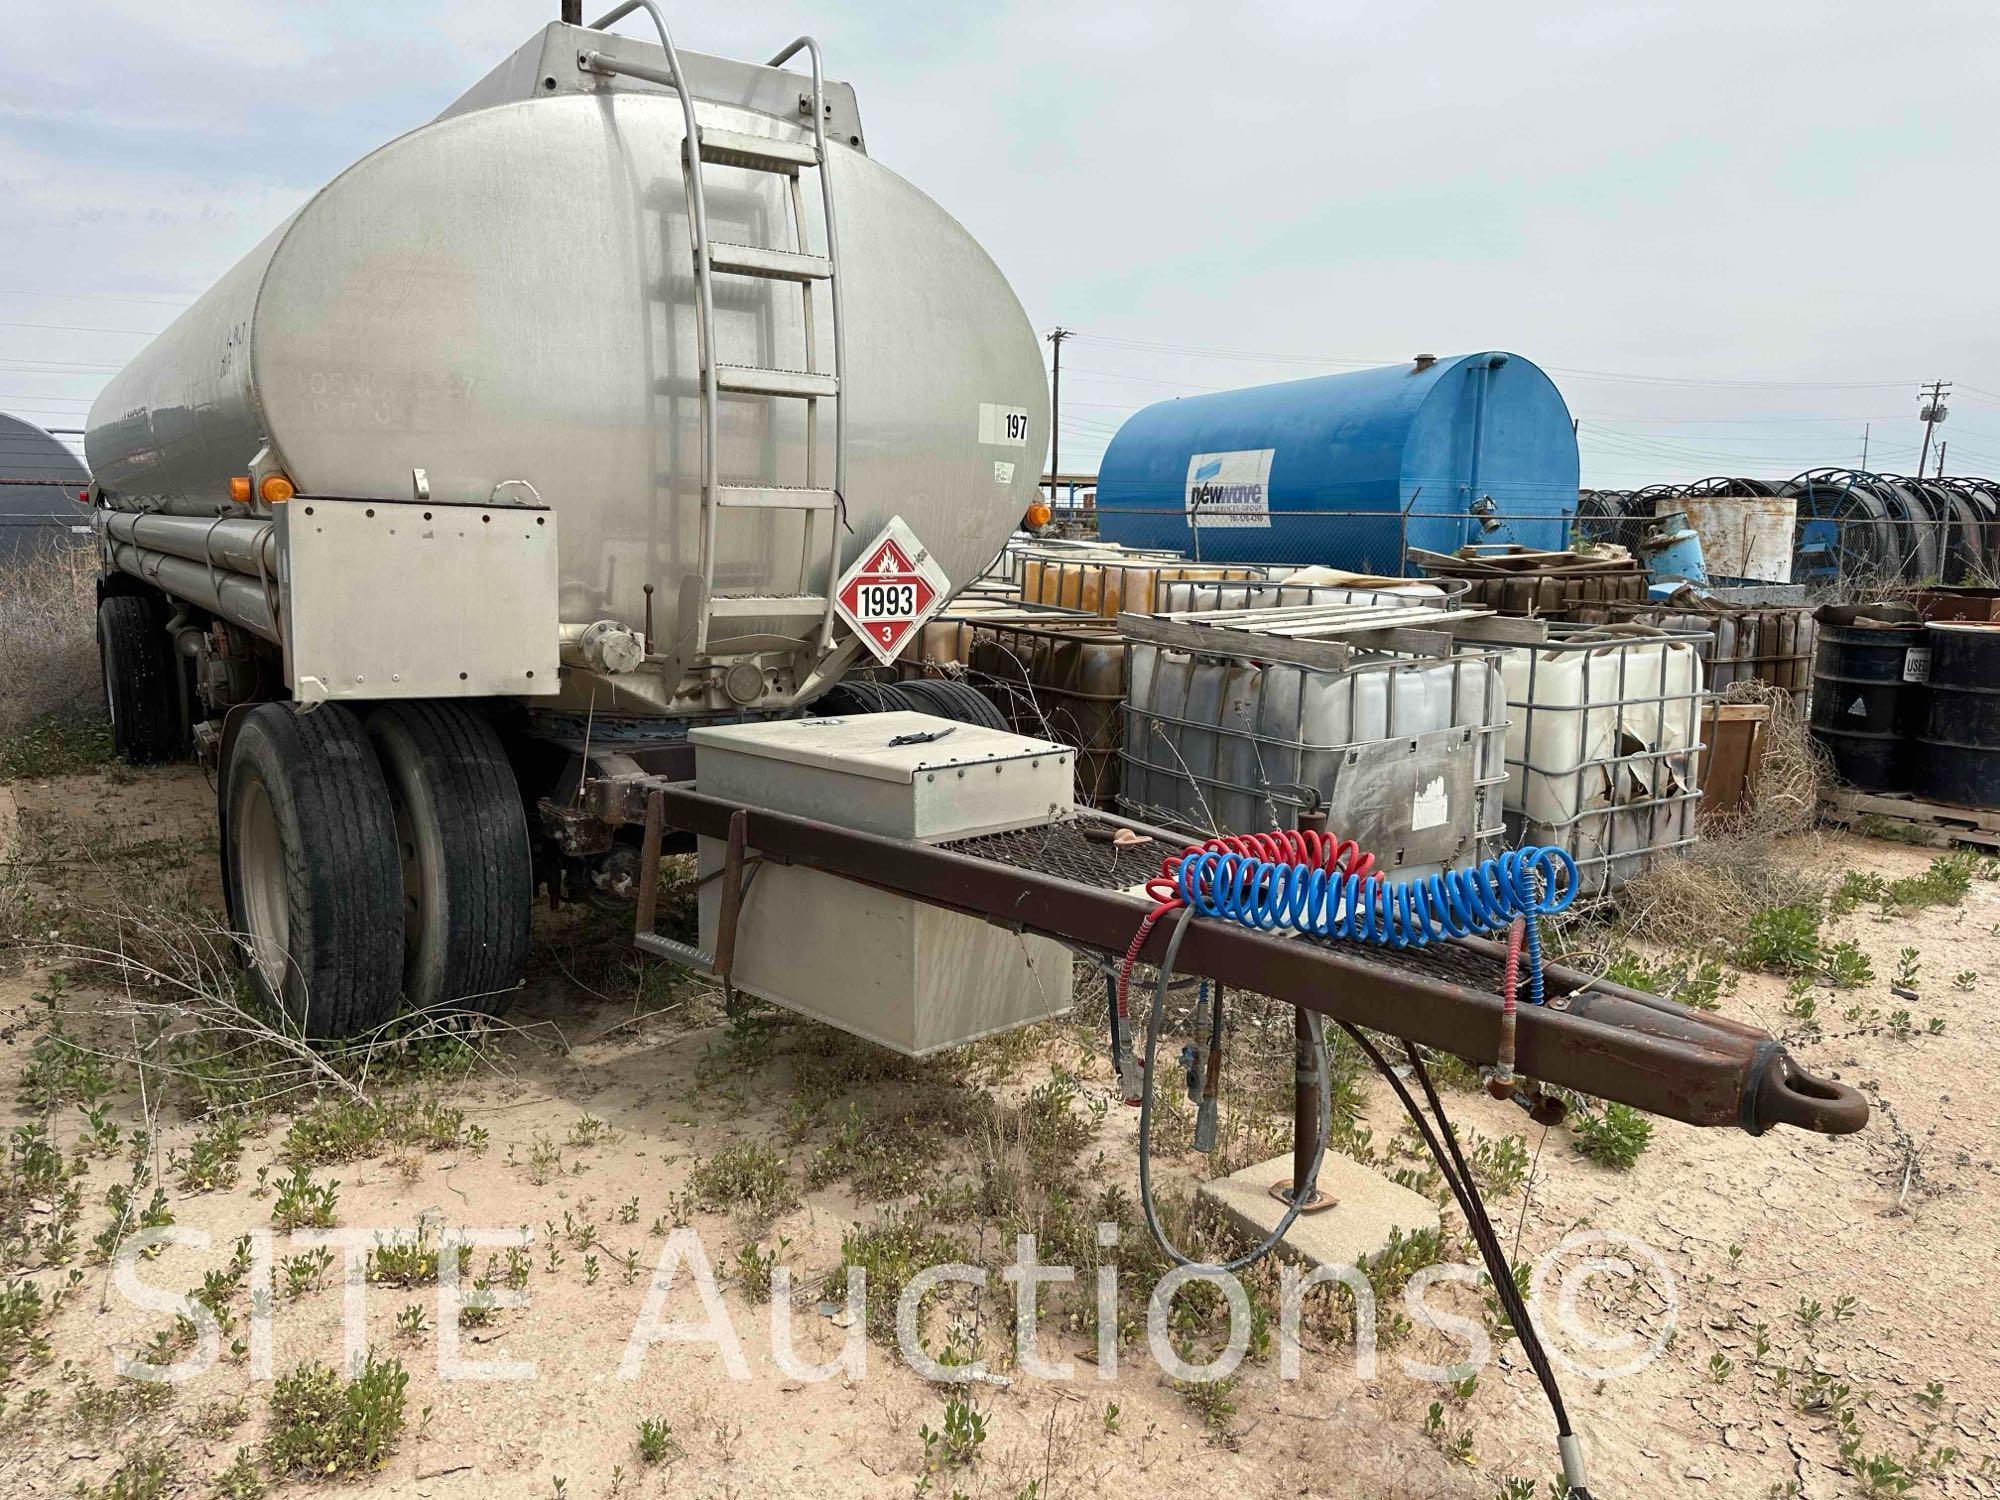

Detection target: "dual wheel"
[98, 594, 183, 763]
[98, 596, 532, 1039]
[221, 700, 531, 1040]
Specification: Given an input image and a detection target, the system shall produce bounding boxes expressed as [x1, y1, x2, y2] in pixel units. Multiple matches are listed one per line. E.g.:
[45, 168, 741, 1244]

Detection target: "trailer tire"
[223, 703, 404, 1040]
[896, 676, 1010, 731]
[366, 702, 530, 1019]
[98, 595, 181, 763]
[814, 678, 912, 717]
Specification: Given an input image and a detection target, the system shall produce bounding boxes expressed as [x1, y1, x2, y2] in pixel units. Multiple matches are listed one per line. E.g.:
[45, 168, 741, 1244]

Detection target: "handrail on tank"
[766, 35, 848, 651]
[587, 1, 721, 582]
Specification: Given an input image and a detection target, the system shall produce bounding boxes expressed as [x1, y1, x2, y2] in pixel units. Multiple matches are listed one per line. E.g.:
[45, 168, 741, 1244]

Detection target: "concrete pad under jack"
[1198, 1152, 1440, 1269]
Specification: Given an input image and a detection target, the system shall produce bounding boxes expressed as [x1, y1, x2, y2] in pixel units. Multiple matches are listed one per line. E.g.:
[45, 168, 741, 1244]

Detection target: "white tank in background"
[1497, 626, 1707, 895]
[1122, 642, 1507, 878]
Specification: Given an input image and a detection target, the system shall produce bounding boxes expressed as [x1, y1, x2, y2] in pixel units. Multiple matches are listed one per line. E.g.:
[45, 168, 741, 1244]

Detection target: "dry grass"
[1612, 839, 1824, 949]
[1608, 684, 1832, 952]
[0, 545, 99, 738]
[1715, 677, 1830, 841]
[1612, 681, 1832, 947]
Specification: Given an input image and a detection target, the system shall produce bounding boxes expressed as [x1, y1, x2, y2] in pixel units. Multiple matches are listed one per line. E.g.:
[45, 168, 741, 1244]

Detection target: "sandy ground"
[1, 762, 1997, 1499]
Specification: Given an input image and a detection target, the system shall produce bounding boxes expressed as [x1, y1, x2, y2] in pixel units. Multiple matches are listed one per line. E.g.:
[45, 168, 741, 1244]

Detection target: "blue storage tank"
[1093, 352, 1578, 571]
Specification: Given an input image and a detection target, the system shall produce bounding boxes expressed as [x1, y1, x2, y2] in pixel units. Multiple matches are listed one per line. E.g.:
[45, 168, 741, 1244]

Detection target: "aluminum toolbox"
[692, 713, 1075, 1053]
[689, 712, 1074, 841]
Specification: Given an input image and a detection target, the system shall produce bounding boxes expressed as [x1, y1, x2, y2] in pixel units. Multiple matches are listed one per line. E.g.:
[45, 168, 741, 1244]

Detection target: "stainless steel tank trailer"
[84, 6, 1049, 1036]
[81, 14, 1867, 1488]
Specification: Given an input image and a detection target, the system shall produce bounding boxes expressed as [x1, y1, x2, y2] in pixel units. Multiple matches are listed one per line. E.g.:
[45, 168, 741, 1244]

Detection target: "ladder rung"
[714, 365, 839, 399]
[698, 128, 819, 173]
[708, 242, 832, 282]
[709, 594, 830, 619]
[715, 486, 838, 511]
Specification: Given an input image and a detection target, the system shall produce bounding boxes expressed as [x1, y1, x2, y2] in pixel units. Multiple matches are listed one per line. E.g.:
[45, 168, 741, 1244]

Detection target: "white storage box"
[690, 712, 1074, 841]
[692, 712, 1075, 1054]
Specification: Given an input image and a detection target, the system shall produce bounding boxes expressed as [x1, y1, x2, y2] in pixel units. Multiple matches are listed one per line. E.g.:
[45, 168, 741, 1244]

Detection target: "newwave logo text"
[1191, 482, 1265, 508]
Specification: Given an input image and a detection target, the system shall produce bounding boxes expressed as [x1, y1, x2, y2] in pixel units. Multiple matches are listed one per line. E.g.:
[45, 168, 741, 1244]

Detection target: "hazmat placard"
[834, 516, 951, 666]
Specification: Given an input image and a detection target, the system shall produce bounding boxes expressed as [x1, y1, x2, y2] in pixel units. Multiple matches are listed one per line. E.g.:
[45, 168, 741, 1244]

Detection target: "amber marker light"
[259, 474, 296, 504]
[228, 476, 252, 504]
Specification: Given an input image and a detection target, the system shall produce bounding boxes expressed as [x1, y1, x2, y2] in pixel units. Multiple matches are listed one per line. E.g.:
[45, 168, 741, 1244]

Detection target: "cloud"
[4, 0, 1999, 485]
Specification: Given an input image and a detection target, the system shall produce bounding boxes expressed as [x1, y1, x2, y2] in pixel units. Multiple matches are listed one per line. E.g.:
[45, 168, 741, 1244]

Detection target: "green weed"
[919, 1395, 989, 1468]
[635, 1415, 679, 1465]
[1570, 1103, 1653, 1170]
[0, 717, 114, 780]
[688, 1142, 796, 1218]
[211, 1448, 265, 1499]
[173, 1115, 247, 1193]
[1171, 1375, 1239, 1436]
[264, 1351, 408, 1477]
[838, 1214, 969, 1341]
[1735, 904, 1823, 975]
[1882, 853, 1977, 910]
[270, 1166, 338, 1230]
[1602, 949, 1730, 1010]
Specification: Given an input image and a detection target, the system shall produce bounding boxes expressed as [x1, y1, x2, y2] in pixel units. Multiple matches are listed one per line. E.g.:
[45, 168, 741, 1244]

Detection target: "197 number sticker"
[978, 403, 1031, 446]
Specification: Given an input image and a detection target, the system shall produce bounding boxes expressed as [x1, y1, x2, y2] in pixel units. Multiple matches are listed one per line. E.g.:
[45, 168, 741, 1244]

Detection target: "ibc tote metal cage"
[945, 617, 1130, 808]
[1567, 599, 1813, 712]
[1118, 641, 1511, 873]
[1154, 574, 1475, 613]
[1498, 623, 1713, 897]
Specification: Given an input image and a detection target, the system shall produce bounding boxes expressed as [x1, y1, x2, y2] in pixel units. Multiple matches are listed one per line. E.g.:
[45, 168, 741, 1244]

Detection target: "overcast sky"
[5, 0, 1999, 488]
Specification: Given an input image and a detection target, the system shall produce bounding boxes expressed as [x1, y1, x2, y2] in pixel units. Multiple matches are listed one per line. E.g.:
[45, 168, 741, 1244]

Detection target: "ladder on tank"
[584, 5, 848, 667]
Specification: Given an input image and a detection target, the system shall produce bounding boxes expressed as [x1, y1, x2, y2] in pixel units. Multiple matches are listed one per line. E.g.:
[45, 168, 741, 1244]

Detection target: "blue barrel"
[1093, 352, 1578, 570]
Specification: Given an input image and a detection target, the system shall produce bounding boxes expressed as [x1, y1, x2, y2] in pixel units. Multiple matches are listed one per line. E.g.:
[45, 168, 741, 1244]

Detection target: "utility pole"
[1936, 439, 1948, 479]
[1917, 380, 1951, 479]
[1046, 327, 1071, 514]
[1861, 423, 1869, 471]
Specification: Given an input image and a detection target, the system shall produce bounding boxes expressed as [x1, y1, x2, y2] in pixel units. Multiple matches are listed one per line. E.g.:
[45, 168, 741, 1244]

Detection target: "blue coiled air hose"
[1170, 843, 1579, 999]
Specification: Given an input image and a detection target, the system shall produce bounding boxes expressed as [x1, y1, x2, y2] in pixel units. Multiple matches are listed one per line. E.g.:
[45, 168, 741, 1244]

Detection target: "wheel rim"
[234, 779, 291, 997]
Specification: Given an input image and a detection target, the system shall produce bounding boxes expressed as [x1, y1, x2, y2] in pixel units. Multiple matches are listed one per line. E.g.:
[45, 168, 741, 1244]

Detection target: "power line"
[1584, 413, 1909, 426]
[1067, 331, 1931, 392]
[0, 288, 191, 308]
[0, 357, 125, 371]
[0, 320, 159, 336]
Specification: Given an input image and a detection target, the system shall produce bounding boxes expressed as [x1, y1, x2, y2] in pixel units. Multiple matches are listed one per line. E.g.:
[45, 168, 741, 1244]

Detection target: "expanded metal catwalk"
[945, 816, 1513, 996]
